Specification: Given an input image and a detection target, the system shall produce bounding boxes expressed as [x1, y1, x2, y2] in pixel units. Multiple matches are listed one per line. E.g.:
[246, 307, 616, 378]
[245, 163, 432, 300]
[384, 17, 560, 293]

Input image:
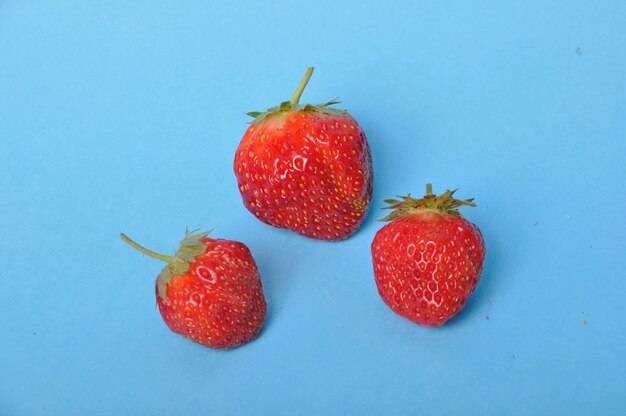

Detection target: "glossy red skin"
[234, 111, 373, 240]
[156, 238, 266, 349]
[371, 212, 485, 326]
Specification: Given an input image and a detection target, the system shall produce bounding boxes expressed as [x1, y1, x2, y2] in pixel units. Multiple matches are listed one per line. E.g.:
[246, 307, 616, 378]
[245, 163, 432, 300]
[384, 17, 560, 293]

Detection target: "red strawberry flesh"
[234, 67, 373, 240]
[371, 185, 485, 326]
[121, 231, 266, 349]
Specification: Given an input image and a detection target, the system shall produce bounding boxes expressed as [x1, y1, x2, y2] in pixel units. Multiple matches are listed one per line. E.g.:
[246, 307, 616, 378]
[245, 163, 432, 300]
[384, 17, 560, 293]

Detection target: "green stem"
[290, 67, 314, 107]
[426, 183, 433, 196]
[120, 233, 173, 263]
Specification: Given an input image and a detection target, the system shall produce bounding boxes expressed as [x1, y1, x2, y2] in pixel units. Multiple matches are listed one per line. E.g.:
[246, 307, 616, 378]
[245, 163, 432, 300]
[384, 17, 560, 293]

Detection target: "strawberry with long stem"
[121, 229, 267, 349]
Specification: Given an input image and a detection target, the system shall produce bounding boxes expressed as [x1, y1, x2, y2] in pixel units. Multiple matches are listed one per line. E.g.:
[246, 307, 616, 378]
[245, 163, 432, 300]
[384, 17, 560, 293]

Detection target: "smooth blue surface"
[1, 1, 625, 414]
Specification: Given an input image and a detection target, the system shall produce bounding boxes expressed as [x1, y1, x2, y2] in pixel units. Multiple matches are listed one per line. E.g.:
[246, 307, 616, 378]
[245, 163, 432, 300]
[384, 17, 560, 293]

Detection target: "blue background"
[1, 1, 625, 414]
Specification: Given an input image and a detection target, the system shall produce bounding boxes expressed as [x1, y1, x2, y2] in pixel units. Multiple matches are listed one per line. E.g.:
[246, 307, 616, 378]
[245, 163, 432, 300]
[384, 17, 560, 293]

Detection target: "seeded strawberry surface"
[157, 238, 266, 349]
[371, 186, 485, 326]
[121, 231, 266, 349]
[235, 111, 373, 240]
[234, 67, 373, 241]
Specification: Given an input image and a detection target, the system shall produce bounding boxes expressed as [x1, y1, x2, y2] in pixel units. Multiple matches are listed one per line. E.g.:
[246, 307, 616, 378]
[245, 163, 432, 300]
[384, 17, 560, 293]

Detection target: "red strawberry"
[121, 230, 266, 349]
[371, 185, 485, 326]
[234, 67, 373, 241]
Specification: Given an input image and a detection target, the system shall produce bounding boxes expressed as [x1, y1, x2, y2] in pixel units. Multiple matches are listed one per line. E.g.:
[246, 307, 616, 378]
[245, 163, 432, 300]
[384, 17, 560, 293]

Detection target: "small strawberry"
[234, 67, 373, 241]
[120, 230, 266, 349]
[371, 185, 485, 326]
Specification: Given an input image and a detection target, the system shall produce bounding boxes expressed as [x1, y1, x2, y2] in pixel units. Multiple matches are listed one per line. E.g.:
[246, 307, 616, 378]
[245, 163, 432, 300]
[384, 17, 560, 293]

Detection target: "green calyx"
[246, 67, 346, 123]
[120, 228, 211, 298]
[379, 183, 476, 222]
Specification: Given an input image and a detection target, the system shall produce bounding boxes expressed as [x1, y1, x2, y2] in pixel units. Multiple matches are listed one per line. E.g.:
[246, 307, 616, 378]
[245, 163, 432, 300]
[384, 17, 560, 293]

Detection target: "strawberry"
[371, 185, 485, 326]
[120, 230, 266, 349]
[234, 67, 373, 241]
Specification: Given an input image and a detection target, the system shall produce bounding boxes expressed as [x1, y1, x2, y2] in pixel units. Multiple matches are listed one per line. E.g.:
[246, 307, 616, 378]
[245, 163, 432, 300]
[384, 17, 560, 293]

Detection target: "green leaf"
[279, 101, 292, 111]
[159, 229, 211, 287]
[377, 186, 476, 221]
[187, 231, 210, 241]
[247, 96, 348, 125]
[177, 251, 196, 262]
[321, 97, 341, 107]
[383, 199, 400, 205]
[156, 275, 168, 298]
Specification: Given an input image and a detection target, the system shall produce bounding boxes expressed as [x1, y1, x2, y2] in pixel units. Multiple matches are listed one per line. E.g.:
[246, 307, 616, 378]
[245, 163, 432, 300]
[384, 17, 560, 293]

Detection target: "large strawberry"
[121, 230, 266, 349]
[371, 185, 485, 326]
[234, 67, 373, 241]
